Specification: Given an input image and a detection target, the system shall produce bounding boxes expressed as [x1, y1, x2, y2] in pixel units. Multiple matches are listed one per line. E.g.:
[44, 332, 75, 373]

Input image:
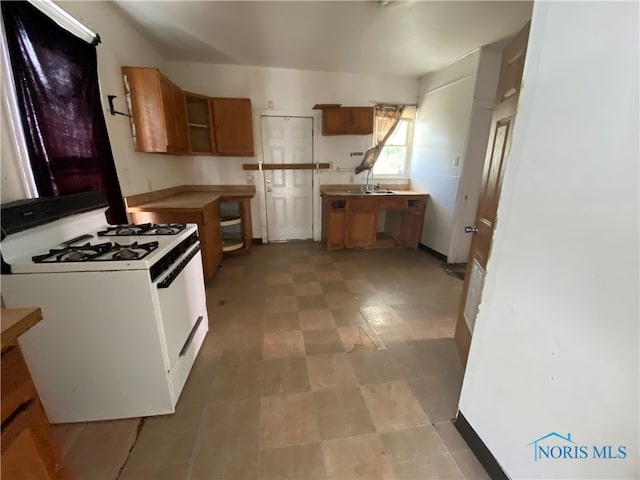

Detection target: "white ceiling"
[114, 1, 532, 77]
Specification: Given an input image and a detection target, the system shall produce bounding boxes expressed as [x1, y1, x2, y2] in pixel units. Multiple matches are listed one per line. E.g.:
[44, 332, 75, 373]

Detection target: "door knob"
[464, 226, 479, 234]
[266, 187, 272, 193]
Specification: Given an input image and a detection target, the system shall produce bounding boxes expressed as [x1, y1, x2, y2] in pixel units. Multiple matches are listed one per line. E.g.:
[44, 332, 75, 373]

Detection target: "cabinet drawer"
[379, 197, 408, 210]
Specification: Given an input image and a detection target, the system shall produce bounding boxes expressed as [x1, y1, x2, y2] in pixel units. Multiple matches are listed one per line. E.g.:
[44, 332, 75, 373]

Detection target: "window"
[372, 106, 415, 176]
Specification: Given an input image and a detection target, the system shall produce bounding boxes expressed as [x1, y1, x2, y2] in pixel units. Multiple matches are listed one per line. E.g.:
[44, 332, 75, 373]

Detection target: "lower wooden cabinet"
[345, 197, 377, 248]
[130, 208, 223, 281]
[322, 194, 427, 250]
[1, 308, 66, 480]
[322, 199, 347, 250]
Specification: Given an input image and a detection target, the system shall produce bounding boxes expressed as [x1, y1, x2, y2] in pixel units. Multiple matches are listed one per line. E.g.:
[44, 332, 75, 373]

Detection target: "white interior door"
[261, 116, 313, 241]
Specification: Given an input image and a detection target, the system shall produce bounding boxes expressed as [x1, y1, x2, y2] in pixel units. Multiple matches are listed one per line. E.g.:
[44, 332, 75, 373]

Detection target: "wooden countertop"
[125, 185, 256, 213]
[127, 191, 222, 213]
[1, 307, 42, 351]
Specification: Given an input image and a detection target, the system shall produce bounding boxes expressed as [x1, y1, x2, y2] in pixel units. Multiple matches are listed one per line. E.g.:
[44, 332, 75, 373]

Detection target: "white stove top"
[2, 209, 198, 274]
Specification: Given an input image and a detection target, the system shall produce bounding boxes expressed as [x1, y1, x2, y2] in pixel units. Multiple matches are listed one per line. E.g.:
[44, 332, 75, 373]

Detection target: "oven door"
[154, 244, 207, 371]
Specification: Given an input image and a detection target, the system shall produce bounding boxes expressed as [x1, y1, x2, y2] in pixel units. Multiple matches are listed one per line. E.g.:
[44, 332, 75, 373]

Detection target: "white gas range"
[1, 192, 209, 423]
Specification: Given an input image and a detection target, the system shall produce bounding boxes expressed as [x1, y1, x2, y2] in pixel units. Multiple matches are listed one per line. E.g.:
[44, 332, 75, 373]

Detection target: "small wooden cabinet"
[123, 67, 189, 154]
[345, 197, 378, 247]
[185, 93, 215, 155]
[1, 308, 66, 480]
[322, 193, 427, 250]
[211, 98, 255, 156]
[321, 107, 374, 136]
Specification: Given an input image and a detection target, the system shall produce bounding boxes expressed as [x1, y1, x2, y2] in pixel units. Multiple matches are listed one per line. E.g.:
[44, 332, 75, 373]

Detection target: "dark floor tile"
[303, 329, 345, 356]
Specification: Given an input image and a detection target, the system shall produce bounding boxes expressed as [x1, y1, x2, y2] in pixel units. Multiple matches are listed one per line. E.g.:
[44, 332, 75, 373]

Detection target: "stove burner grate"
[98, 223, 187, 236]
[32, 241, 160, 263]
[32, 242, 113, 263]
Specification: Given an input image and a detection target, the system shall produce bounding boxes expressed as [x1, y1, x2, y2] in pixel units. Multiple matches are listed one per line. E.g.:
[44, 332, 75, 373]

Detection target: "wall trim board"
[454, 412, 509, 480]
[418, 242, 447, 262]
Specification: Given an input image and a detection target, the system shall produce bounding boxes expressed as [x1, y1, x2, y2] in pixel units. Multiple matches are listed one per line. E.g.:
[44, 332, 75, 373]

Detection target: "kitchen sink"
[365, 190, 397, 194]
[345, 189, 397, 195]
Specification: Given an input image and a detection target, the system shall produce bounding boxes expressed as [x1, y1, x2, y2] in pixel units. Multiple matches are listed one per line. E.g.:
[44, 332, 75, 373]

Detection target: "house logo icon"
[528, 432, 578, 462]
[527, 432, 628, 461]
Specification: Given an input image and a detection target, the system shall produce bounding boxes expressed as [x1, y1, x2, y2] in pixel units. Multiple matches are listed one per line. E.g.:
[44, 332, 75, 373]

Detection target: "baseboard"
[418, 242, 447, 262]
[454, 412, 508, 480]
[252, 238, 263, 245]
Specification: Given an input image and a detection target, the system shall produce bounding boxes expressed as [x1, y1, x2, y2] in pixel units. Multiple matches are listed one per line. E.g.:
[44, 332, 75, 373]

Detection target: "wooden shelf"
[220, 216, 242, 227]
[222, 238, 244, 252]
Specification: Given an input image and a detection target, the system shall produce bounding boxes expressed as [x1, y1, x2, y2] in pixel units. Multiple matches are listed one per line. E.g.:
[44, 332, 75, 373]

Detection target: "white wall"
[1, 1, 188, 204]
[459, 2, 639, 479]
[166, 62, 417, 239]
[409, 51, 479, 256]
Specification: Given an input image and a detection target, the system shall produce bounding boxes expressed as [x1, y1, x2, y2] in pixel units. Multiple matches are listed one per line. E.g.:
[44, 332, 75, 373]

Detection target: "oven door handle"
[157, 244, 201, 289]
[179, 315, 204, 357]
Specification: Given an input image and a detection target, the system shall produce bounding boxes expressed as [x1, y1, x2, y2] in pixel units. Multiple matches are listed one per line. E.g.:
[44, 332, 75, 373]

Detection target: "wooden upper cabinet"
[185, 92, 216, 155]
[210, 98, 255, 156]
[321, 107, 373, 135]
[322, 108, 348, 135]
[122, 67, 189, 154]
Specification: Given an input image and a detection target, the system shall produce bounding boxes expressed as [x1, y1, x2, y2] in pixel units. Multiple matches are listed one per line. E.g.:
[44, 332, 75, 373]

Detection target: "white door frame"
[254, 109, 322, 243]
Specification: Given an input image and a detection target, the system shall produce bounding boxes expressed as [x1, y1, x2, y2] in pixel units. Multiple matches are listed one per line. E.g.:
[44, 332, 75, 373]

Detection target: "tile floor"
[56, 242, 490, 479]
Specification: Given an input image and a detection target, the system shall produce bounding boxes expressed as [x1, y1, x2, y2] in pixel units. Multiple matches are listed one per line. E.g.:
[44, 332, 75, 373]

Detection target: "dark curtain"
[2, 1, 126, 224]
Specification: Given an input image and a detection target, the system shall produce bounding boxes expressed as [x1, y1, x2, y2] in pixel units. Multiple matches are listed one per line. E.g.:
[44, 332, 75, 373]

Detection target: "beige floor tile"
[292, 271, 317, 281]
[360, 305, 399, 328]
[320, 280, 348, 294]
[299, 309, 337, 330]
[294, 281, 323, 296]
[298, 294, 328, 310]
[381, 426, 447, 463]
[418, 394, 458, 423]
[307, 353, 359, 390]
[260, 392, 321, 450]
[361, 381, 429, 432]
[119, 463, 157, 480]
[260, 446, 291, 479]
[225, 449, 259, 480]
[265, 295, 298, 314]
[324, 292, 357, 309]
[157, 430, 199, 466]
[263, 331, 305, 359]
[264, 311, 300, 332]
[451, 450, 491, 479]
[345, 278, 377, 294]
[290, 442, 327, 479]
[266, 272, 294, 285]
[154, 462, 191, 480]
[317, 407, 377, 440]
[313, 387, 368, 412]
[316, 270, 343, 282]
[303, 328, 345, 355]
[435, 421, 470, 453]
[331, 306, 367, 327]
[322, 433, 391, 480]
[62, 418, 139, 479]
[392, 453, 464, 479]
[338, 324, 384, 352]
